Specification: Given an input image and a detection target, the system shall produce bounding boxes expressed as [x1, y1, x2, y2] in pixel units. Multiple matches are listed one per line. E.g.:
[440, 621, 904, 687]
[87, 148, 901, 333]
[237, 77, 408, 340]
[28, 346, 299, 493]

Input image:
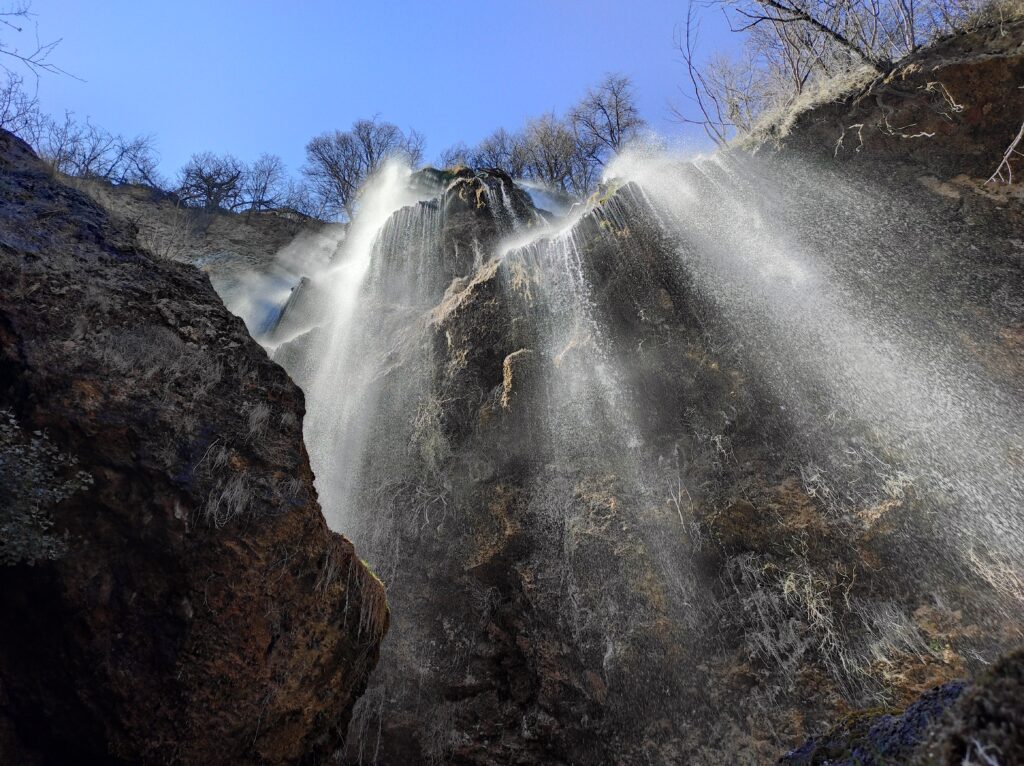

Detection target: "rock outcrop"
[0, 129, 386, 764]
[756, 18, 1024, 184]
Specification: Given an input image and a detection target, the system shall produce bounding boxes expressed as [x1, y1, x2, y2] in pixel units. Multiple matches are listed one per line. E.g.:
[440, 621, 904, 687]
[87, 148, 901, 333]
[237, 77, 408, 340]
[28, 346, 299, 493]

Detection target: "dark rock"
[780, 647, 1024, 765]
[0, 129, 386, 765]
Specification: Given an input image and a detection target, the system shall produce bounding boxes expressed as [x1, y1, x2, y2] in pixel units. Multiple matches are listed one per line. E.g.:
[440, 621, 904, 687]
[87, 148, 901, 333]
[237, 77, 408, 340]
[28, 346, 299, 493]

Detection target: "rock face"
[67, 174, 333, 284]
[779, 647, 1024, 765]
[39, 18, 1021, 765]
[261, 19, 1023, 766]
[756, 17, 1024, 181]
[0, 129, 386, 764]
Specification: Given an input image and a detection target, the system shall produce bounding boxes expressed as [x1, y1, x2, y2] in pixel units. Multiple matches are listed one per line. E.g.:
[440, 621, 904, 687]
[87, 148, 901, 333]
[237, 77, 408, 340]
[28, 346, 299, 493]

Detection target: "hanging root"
[987, 118, 1024, 185]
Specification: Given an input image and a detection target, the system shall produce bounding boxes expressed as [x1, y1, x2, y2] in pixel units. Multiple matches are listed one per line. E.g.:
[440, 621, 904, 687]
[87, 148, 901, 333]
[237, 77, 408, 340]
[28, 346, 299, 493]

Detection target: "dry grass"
[203, 473, 254, 528]
[739, 66, 880, 150]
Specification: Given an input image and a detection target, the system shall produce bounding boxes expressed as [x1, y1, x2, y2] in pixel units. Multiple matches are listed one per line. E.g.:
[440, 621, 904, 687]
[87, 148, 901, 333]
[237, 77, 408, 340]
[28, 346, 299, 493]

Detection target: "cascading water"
[270, 162, 439, 536]
[607, 149, 1024, 609]
[240, 150, 1023, 764]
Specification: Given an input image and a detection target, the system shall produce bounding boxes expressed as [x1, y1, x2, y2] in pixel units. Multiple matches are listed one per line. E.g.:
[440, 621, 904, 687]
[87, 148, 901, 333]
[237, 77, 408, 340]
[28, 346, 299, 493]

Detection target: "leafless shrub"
[97, 325, 187, 379]
[0, 71, 36, 133]
[194, 356, 223, 396]
[126, 194, 201, 262]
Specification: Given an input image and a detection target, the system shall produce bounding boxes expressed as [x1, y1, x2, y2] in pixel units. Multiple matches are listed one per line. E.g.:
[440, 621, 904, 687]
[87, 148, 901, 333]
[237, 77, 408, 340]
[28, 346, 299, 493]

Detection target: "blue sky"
[24, 1, 737, 180]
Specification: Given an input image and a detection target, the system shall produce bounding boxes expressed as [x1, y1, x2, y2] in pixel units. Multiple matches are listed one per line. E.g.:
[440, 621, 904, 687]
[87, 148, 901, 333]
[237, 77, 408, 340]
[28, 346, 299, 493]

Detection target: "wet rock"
[780, 647, 1024, 765]
[500, 348, 538, 411]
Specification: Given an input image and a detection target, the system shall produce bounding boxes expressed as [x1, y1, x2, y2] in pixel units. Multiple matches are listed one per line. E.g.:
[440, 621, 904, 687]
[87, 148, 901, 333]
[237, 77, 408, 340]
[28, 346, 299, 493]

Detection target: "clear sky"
[25, 0, 737, 181]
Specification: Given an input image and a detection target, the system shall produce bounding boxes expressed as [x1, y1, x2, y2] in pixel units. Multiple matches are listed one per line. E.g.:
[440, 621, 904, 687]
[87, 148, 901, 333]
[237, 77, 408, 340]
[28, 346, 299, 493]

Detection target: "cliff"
[0, 129, 386, 764]
[19, 16, 1022, 765]
[260, 20, 1023, 764]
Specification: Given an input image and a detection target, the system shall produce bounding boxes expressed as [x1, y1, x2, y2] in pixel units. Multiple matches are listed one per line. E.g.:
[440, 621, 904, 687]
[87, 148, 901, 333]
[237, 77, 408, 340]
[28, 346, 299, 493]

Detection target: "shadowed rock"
[0, 129, 386, 765]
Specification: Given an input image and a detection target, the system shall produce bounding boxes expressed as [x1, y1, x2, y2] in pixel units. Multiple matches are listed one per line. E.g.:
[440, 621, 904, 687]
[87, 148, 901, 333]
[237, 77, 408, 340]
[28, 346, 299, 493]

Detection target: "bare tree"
[176, 152, 245, 212]
[569, 73, 646, 158]
[350, 117, 424, 169]
[112, 134, 162, 186]
[449, 75, 645, 196]
[722, 0, 890, 70]
[282, 178, 325, 219]
[303, 116, 424, 219]
[242, 153, 286, 212]
[438, 141, 470, 168]
[673, 5, 734, 145]
[519, 114, 578, 192]
[673, 34, 778, 144]
[0, 1, 72, 79]
[471, 128, 528, 177]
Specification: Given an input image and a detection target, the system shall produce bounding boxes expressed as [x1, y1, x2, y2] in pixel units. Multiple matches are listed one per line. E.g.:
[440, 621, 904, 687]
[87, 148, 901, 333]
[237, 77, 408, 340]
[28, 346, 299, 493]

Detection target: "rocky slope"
[0, 129, 386, 764]
[66, 175, 341, 319]
[758, 16, 1024, 182]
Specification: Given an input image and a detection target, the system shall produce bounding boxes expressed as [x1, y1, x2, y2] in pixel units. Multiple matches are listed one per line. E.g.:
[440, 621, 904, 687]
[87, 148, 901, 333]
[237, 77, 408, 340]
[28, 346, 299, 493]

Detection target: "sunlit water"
[225, 148, 1023, 761]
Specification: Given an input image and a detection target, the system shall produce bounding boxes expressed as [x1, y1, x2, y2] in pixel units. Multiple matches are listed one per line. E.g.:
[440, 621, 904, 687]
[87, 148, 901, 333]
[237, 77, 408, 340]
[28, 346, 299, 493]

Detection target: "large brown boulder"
[0, 129, 386, 764]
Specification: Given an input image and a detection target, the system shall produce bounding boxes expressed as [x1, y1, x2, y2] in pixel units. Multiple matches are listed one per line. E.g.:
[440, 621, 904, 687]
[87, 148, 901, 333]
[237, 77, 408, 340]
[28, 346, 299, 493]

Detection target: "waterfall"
[270, 162, 440, 535]
[607, 148, 1024, 605]
[241, 152, 1023, 763]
